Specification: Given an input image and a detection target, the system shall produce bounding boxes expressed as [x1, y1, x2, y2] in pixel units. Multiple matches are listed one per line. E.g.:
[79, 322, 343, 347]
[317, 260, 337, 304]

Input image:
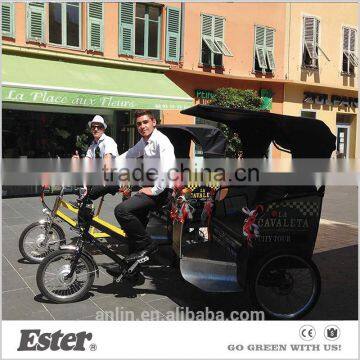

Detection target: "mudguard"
[59, 245, 99, 277]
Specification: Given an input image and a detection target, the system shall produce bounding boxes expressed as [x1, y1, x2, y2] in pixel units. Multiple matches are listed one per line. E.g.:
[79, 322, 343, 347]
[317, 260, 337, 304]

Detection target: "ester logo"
[17, 329, 93, 351]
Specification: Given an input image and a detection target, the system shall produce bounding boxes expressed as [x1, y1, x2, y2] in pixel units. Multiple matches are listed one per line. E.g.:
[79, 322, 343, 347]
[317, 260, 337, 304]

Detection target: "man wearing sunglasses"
[73, 115, 119, 159]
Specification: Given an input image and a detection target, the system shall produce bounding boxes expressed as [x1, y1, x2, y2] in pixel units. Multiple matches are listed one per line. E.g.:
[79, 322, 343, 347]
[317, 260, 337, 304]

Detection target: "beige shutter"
[303, 17, 318, 60]
[349, 28, 358, 67]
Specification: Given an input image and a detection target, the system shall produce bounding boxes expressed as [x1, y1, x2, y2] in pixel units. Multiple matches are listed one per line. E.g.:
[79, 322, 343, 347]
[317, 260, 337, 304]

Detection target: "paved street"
[2, 186, 358, 320]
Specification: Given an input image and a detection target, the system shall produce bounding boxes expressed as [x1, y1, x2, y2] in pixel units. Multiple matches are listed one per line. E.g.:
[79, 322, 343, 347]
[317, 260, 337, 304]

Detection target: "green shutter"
[119, 2, 134, 55]
[201, 14, 213, 37]
[166, 7, 181, 62]
[265, 28, 275, 70]
[213, 16, 232, 56]
[214, 17, 224, 41]
[255, 26, 267, 69]
[2, 2, 15, 38]
[26, 3, 45, 42]
[87, 2, 103, 51]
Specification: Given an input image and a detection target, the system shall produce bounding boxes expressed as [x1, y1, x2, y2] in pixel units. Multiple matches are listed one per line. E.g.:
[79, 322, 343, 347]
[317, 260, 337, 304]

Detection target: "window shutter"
[213, 16, 232, 56]
[166, 7, 181, 62]
[119, 2, 134, 55]
[201, 14, 213, 37]
[349, 29, 358, 67]
[201, 14, 221, 54]
[201, 14, 213, 49]
[255, 26, 267, 69]
[265, 28, 275, 70]
[2, 2, 15, 37]
[303, 17, 318, 60]
[26, 3, 45, 42]
[343, 27, 350, 51]
[349, 28, 356, 52]
[87, 2, 103, 51]
[214, 17, 224, 41]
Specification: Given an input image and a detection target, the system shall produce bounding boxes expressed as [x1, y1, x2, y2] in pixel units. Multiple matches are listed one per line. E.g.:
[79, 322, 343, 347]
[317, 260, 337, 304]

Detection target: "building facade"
[2, 2, 358, 159]
[2, 2, 192, 157]
[163, 2, 289, 158]
[282, 3, 358, 158]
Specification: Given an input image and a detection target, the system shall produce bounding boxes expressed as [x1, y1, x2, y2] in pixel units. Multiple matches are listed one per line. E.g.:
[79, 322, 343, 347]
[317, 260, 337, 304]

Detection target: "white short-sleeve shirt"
[86, 134, 119, 158]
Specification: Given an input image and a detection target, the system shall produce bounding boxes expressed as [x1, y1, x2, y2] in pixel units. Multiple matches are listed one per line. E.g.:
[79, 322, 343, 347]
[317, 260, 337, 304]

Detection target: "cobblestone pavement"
[2, 186, 358, 320]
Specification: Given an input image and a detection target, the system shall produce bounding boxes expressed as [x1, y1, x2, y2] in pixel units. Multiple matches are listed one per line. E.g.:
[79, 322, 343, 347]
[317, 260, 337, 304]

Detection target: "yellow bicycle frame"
[55, 198, 126, 238]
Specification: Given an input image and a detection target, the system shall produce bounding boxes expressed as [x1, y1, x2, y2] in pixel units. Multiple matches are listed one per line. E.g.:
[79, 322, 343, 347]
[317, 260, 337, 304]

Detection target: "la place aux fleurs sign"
[303, 92, 358, 108]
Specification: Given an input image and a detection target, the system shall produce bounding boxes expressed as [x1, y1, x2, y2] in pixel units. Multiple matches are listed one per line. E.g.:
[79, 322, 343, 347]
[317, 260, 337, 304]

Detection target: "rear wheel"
[36, 249, 95, 303]
[250, 254, 321, 319]
[19, 221, 66, 263]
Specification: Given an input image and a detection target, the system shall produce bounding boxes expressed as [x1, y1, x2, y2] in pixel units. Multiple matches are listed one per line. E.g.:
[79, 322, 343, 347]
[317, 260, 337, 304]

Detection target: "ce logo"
[299, 325, 316, 341]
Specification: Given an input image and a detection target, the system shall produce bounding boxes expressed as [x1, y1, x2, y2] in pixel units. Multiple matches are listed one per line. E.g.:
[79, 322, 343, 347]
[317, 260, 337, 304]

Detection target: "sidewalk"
[2, 186, 358, 320]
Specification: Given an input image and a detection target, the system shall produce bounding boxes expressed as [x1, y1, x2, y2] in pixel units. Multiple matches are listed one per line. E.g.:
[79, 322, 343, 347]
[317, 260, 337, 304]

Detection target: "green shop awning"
[2, 54, 193, 110]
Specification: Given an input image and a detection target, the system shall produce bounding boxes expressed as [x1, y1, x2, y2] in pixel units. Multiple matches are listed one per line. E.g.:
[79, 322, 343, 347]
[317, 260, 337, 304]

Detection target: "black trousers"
[114, 189, 172, 252]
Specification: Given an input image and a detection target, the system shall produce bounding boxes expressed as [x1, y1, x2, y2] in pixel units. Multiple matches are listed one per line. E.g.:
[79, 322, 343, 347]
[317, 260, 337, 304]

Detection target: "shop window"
[336, 125, 350, 158]
[2, 2, 15, 38]
[254, 25, 275, 74]
[301, 110, 316, 119]
[49, 2, 80, 48]
[119, 3, 161, 59]
[342, 27, 358, 75]
[200, 14, 232, 67]
[302, 16, 323, 69]
[2, 110, 93, 158]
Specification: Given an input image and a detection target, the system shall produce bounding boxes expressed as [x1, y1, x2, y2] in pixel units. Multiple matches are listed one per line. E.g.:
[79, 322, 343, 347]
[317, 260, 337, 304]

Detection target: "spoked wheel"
[250, 254, 321, 319]
[36, 249, 95, 303]
[19, 221, 66, 263]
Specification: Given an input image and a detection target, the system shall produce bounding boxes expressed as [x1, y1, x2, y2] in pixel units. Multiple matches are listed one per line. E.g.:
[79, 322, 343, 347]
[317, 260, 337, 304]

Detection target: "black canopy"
[157, 124, 226, 158]
[181, 105, 336, 158]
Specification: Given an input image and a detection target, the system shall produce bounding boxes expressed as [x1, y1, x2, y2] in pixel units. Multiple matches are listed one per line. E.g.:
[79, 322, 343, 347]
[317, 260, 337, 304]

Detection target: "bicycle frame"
[64, 218, 133, 282]
[40, 186, 126, 239]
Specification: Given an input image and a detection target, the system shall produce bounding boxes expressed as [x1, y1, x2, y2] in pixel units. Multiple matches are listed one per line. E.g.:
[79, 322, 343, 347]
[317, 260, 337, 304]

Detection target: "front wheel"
[36, 249, 95, 303]
[249, 253, 321, 319]
[19, 221, 66, 263]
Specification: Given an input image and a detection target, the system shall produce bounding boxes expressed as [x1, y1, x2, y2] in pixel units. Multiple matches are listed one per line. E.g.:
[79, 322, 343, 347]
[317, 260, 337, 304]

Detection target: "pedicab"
[36, 106, 336, 319]
[19, 123, 226, 263]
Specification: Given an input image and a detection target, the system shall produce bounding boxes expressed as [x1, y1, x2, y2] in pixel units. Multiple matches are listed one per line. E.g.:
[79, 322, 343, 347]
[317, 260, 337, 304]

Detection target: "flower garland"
[242, 205, 264, 247]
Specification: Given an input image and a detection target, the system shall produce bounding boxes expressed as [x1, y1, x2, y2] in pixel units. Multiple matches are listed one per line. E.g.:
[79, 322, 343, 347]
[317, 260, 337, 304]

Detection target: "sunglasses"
[91, 125, 104, 130]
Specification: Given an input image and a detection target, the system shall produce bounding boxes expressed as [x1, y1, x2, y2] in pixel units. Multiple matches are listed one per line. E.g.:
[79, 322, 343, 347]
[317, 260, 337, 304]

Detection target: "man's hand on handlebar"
[72, 150, 80, 159]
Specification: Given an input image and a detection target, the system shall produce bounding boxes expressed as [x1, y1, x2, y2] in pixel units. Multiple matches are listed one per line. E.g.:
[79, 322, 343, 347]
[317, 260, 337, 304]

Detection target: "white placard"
[2, 320, 358, 359]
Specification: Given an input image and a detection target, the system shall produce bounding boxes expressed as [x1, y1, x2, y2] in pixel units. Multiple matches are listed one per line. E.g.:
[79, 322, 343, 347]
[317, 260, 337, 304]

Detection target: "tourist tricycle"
[34, 105, 336, 319]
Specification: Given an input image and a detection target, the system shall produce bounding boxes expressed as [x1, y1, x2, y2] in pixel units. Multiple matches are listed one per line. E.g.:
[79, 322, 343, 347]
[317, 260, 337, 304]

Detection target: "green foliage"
[76, 128, 92, 155]
[210, 88, 262, 110]
[210, 88, 262, 158]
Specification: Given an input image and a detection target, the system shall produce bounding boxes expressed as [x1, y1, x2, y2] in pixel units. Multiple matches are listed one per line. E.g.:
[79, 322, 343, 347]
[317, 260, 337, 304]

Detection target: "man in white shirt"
[113, 110, 176, 263]
[73, 115, 119, 159]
